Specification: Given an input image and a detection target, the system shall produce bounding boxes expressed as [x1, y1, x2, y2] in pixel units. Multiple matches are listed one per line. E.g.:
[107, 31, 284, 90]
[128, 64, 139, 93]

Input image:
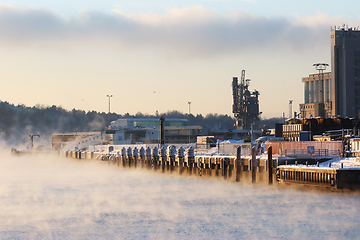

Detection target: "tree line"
[0, 101, 281, 147]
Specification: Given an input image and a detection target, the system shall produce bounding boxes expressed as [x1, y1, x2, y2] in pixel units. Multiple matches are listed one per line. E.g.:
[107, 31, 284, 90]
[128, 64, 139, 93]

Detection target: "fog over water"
[0, 150, 359, 239]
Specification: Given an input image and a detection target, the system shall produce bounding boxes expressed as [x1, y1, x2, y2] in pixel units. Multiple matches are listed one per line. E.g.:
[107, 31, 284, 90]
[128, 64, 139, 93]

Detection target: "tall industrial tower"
[331, 26, 360, 118]
[232, 70, 260, 130]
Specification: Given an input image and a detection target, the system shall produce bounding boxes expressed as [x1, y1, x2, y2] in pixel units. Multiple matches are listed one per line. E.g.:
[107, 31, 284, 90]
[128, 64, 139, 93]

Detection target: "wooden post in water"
[220, 158, 224, 178]
[161, 146, 166, 173]
[168, 146, 175, 173]
[188, 157, 193, 175]
[223, 158, 229, 180]
[146, 147, 151, 170]
[215, 158, 219, 176]
[228, 158, 232, 179]
[236, 146, 241, 182]
[140, 147, 145, 168]
[187, 147, 194, 176]
[121, 147, 125, 167]
[268, 146, 273, 185]
[133, 147, 138, 168]
[208, 157, 212, 177]
[202, 158, 207, 176]
[252, 147, 256, 184]
[161, 156, 166, 173]
[178, 147, 185, 175]
[169, 155, 174, 173]
[178, 156, 183, 175]
[152, 147, 159, 171]
[198, 157, 202, 176]
[127, 147, 132, 168]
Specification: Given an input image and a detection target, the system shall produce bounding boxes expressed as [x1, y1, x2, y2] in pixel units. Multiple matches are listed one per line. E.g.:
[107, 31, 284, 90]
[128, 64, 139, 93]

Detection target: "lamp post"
[107, 94, 113, 128]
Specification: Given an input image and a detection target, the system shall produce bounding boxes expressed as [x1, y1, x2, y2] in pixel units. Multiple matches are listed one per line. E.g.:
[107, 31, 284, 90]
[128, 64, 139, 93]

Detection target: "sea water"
[0, 151, 359, 239]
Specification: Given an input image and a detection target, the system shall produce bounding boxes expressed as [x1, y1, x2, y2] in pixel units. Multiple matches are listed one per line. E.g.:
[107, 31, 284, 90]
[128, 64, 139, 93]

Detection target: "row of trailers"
[59, 145, 360, 191]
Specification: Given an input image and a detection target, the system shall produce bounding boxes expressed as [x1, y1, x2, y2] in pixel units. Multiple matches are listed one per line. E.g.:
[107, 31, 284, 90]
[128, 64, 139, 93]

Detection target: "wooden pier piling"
[251, 147, 256, 183]
[268, 146, 273, 185]
[236, 146, 241, 182]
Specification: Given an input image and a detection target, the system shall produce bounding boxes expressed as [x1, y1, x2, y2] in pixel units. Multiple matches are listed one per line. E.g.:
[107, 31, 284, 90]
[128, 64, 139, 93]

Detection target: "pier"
[61, 146, 277, 185]
[37, 145, 359, 191]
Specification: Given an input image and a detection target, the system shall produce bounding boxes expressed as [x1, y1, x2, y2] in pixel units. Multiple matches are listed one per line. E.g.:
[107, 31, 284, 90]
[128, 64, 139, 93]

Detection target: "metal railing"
[284, 149, 341, 157]
[195, 142, 253, 156]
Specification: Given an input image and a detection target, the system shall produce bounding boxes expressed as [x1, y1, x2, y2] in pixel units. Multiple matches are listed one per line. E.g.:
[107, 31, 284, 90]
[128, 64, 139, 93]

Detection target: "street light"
[107, 94, 113, 128]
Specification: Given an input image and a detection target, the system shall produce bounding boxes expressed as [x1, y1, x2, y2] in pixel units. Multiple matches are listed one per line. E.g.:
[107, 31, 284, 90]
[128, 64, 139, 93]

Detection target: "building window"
[355, 51, 360, 59]
[355, 69, 360, 78]
[355, 51, 360, 68]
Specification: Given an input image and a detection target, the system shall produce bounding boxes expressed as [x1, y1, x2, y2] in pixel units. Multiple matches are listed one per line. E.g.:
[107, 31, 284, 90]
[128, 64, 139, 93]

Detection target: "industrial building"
[52, 118, 203, 150]
[109, 118, 202, 144]
[232, 70, 261, 130]
[282, 117, 356, 141]
[331, 26, 360, 118]
[52, 132, 105, 151]
[301, 26, 360, 118]
[300, 72, 332, 118]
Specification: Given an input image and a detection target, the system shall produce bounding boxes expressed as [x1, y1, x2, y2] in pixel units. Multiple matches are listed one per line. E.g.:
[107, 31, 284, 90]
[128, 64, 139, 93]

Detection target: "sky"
[0, 0, 359, 118]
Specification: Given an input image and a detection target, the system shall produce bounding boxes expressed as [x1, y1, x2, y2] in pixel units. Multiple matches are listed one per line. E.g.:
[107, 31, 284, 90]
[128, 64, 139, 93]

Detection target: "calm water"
[0, 151, 359, 239]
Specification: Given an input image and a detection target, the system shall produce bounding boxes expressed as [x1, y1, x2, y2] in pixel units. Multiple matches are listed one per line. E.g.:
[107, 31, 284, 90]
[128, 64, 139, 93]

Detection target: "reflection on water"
[0, 151, 359, 239]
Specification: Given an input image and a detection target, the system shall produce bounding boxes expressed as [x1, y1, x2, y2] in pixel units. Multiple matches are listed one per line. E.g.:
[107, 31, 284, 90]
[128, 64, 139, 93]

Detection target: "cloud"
[0, 4, 333, 58]
[0, 5, 67, 45]
[114, 6, 217, 26]
[196, 0, 256, 2]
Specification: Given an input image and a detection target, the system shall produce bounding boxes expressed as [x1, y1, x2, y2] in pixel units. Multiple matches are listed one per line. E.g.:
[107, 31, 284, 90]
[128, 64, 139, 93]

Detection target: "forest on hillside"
[0, 101, 281, 147]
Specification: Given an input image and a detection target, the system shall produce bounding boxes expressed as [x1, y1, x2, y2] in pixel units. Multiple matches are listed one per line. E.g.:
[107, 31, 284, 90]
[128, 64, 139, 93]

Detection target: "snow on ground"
[279, 155, 360, 170]
[320, 157, 360, 170]
[195, 147, 227, 156]
[218, 140, 243, 144]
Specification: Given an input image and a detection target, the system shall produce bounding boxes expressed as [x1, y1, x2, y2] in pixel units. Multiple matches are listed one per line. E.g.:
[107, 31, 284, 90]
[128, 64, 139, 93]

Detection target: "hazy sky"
[0, 1, 359, 118]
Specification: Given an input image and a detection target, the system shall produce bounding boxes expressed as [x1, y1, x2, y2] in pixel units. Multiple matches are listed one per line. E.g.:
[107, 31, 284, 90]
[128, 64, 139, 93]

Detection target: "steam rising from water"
[0, 150, 359, 239]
